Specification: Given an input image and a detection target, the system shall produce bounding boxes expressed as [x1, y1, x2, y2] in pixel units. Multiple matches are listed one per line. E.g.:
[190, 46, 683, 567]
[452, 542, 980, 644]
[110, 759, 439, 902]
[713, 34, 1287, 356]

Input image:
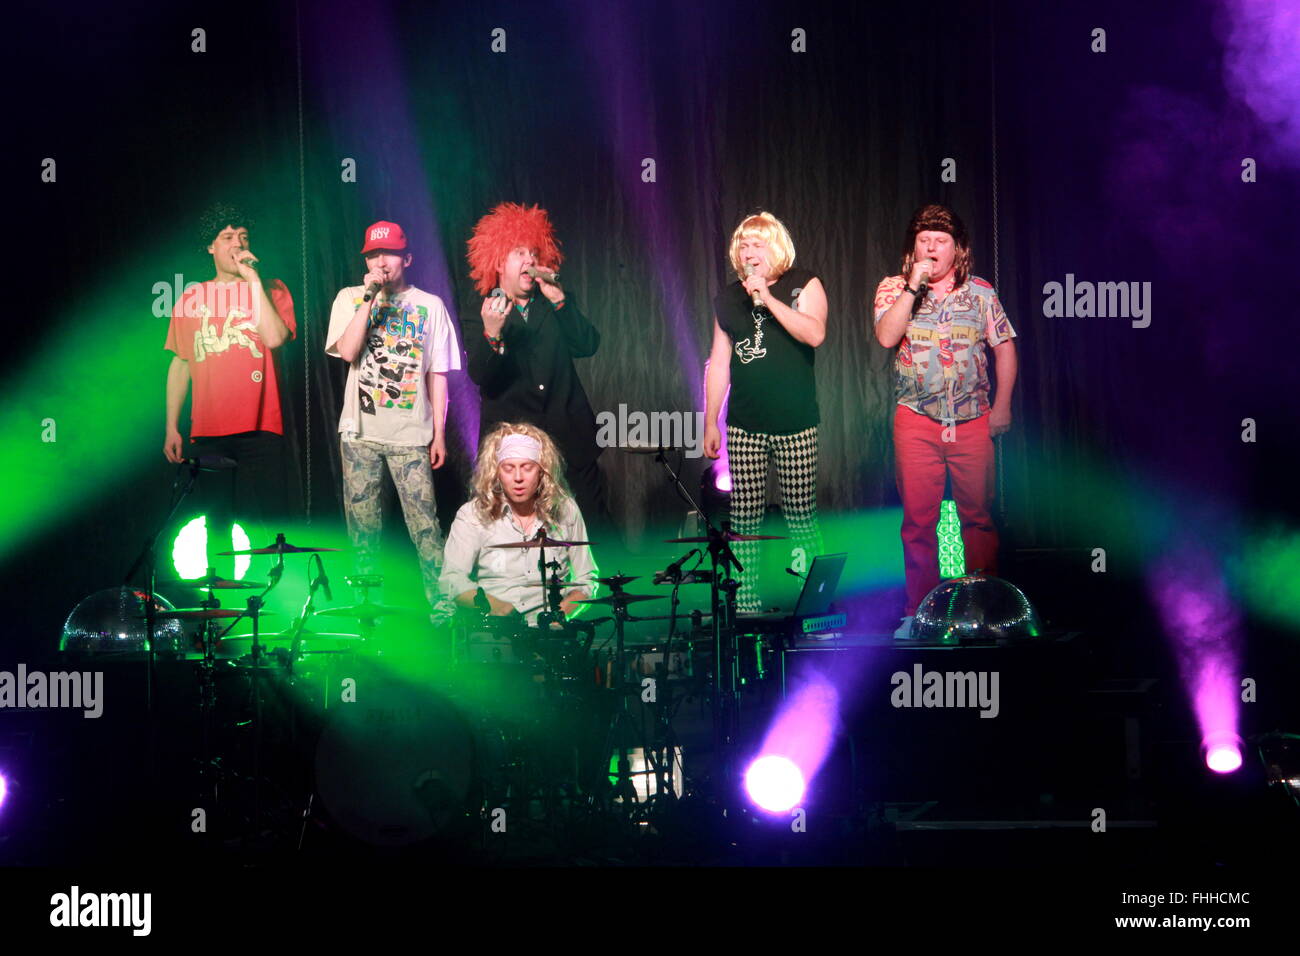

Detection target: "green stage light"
[171, 515, 250, 580]
[938, 499, 966, 578]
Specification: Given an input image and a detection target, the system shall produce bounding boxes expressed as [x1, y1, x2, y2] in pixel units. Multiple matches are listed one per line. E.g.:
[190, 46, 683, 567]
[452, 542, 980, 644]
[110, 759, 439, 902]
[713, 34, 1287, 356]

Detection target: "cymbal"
[595, 574, 639, 589]
[314, 602, 417, 619]
[664, 532, 787, 543]
[217, 539, 342, 555]
[488, 537, 594, 549]
[572, 593, 662, 607]
[154, 608, 279, 621]
[165, 575, 263, 590]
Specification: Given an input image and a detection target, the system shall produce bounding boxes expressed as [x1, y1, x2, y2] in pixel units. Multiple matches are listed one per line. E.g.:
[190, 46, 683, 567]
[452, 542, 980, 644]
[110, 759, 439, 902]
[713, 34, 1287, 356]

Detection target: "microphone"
[524, 266, 560, 283]
[362, 279, 383, 303]
[786, 567, 807, 580]
[474, 587, 491, 614]
[654, 548, 699, 585]
[744, 263, 763, 308]
[312, 555, 333, 601]
[182, 455, 238, 472]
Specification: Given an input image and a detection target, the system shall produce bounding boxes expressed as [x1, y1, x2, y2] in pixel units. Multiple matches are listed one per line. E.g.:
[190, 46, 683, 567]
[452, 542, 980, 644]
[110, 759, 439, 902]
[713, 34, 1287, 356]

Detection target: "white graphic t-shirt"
[325, 285, 462, 446]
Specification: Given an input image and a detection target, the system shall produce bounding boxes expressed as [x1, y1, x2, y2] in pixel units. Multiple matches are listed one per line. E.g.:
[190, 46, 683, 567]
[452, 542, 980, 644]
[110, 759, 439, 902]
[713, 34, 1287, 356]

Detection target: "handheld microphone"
[744, 263, 763, 308]
[362, 280, 383, 303]
[524, 266, 560, 283]
[182, 455, 238, 472]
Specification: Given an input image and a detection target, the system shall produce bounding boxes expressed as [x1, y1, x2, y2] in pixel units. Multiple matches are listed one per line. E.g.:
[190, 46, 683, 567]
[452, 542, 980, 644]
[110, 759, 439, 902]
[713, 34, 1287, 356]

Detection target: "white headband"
[496, 433, 542, 464]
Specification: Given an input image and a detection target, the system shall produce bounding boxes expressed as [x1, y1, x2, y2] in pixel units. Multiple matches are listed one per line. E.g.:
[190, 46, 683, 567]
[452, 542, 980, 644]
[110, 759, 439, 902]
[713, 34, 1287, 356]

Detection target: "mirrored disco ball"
[60, 587, 185, 657]
[909, 573, 1041, 644]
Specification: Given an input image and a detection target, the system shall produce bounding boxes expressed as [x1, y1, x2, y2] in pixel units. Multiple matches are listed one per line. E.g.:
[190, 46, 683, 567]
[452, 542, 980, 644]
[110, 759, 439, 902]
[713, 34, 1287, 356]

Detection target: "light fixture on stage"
[172, 515, 250, 580]
[1203, 732, 1244, 774]
[937, 499, 967, 578]
[0, 770, 7, 812]
[744, 755, 805, 814]
[907, 572, 1041, 644]
[608, 747, 685, 803]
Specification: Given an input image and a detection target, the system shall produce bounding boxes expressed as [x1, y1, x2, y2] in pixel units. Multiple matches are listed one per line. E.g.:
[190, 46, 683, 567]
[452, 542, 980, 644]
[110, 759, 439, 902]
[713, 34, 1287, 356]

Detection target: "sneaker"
[893, 615, 915, 640]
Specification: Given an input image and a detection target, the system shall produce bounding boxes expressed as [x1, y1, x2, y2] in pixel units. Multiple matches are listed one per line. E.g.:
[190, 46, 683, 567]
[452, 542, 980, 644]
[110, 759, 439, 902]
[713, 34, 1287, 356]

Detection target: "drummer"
[440, 422, 598, 624]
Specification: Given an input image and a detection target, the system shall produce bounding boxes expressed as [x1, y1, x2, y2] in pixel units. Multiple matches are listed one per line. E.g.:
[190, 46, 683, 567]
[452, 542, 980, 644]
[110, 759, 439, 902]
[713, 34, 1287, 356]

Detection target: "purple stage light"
[1151, 548, 1243, 778]
[1204, 733, 1244, 774]
[0, 771, 7, 811]
[744, 756, 805, 813]
[745, 672, 839, 813]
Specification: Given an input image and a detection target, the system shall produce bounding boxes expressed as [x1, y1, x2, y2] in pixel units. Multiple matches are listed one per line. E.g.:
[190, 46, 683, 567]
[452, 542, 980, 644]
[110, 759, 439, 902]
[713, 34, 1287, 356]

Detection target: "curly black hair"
[198, 203, 255, 252]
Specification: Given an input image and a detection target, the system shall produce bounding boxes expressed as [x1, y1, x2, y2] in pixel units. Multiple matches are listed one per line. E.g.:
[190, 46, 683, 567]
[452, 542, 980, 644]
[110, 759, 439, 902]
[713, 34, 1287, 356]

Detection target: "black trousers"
[190, 431, 290, 550]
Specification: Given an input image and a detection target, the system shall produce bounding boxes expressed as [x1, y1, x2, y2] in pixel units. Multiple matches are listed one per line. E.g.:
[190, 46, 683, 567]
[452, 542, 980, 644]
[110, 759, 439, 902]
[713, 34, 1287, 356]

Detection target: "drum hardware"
[647, 447, 787, 804]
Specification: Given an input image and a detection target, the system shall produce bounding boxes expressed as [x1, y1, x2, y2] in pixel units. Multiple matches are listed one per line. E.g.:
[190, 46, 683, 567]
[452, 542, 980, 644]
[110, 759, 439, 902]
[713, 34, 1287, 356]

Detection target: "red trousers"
[894, 405, 999, 614]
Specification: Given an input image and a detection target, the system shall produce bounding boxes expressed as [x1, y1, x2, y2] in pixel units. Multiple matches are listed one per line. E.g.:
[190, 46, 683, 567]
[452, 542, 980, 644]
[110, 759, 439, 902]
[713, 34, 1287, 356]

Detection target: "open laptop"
[739, 552, 847, 633]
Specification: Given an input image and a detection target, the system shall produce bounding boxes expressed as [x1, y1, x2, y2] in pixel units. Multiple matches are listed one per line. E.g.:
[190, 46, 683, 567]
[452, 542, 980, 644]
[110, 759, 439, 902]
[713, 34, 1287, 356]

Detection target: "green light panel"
[938, 499, 966, 578]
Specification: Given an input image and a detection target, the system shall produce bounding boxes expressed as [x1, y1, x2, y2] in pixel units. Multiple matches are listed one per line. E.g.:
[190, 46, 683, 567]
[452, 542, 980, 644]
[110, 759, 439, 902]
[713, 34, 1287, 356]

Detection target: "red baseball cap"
[360, 221, 408, 254]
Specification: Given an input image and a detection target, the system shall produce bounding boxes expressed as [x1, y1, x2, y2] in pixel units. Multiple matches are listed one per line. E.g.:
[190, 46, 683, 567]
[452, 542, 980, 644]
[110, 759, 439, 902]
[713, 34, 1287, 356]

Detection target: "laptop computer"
[739, 552, 847, 632]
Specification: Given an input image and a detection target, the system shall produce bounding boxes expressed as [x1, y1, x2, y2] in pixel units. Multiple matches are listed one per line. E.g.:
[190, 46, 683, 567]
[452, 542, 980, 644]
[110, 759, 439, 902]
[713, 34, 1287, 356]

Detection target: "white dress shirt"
[440, 496, 599, 624]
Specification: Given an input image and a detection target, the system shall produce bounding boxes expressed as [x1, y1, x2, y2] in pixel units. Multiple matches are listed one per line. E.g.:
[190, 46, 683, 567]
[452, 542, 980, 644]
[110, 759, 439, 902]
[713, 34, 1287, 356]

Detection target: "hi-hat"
[665, 532, 787, 543]
[572, 594, 662, 607]
[488, 536, 593, 549]
[595, 574, 639, 589]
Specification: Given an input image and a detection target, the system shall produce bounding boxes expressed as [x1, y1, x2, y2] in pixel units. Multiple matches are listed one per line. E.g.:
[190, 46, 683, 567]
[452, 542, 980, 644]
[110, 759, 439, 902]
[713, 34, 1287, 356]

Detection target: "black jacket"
[462, 295, 602, 465]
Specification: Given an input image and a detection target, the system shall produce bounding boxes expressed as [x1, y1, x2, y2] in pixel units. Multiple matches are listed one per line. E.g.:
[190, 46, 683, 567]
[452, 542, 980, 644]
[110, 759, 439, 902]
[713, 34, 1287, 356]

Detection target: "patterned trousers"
[726, 424, 824, 613]
[340, 439, 444, 609]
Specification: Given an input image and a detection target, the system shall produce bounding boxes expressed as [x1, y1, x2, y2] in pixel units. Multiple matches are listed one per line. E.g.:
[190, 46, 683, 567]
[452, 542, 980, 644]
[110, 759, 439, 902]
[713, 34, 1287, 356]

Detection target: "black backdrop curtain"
[6, 0, 1294, 650]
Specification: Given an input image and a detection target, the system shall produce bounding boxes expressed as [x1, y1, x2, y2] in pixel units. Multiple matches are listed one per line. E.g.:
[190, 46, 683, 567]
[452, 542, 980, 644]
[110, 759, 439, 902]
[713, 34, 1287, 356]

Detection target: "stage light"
[608, 747, 684, 802]
[171, 515, 250, 580]
[0, 771, 7, 811]
[1204, 733, 1243, 774]
[744, 755, 805, 813]
[937, 499, 966, 578]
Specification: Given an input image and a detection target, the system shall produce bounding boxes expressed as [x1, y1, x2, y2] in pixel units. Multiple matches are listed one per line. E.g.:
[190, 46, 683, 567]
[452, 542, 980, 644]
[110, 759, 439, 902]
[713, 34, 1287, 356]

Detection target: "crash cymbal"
[217, 538, 342, 556]
[572, 593, 662, 607]
[664, 532, 787, 543]
[488, 536, 594, 549]
[153, 608, 279, 621]
[314, 602, 417, 619]
[165, 575, 263, 590]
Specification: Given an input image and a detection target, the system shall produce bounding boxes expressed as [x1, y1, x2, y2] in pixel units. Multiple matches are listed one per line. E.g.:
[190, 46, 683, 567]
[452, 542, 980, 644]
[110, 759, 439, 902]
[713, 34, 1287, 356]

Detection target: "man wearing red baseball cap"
[326, 221, 462, 611]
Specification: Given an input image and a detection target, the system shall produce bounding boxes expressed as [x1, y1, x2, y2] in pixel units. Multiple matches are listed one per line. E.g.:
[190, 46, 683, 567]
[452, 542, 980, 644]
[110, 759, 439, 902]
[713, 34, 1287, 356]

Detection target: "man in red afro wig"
[462, 202, 612, 539]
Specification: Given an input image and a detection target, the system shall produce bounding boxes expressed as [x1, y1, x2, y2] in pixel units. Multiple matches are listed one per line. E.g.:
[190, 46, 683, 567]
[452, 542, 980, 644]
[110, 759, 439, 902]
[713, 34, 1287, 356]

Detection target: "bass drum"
[314, 668, 476, 847]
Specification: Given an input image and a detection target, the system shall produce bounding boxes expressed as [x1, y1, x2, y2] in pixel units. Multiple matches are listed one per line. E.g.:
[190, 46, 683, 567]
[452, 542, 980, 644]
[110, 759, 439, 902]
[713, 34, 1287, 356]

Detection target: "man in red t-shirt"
[163, 205, 296, 534]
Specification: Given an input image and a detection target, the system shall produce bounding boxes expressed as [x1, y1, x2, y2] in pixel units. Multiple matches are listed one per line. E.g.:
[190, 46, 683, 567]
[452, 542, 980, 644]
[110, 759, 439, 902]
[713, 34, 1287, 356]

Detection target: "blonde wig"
[470, 422, 572, 527]
[728, 210, 796, 283]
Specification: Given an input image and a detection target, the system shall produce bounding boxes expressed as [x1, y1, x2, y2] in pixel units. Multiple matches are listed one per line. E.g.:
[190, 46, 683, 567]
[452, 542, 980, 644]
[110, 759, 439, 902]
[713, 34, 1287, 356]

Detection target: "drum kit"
[66, 446, 796, 846]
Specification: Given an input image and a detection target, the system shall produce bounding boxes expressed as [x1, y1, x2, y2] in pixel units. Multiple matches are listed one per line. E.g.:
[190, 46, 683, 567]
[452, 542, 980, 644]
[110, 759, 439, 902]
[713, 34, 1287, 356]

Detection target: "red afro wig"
[466, 202, 564, 296]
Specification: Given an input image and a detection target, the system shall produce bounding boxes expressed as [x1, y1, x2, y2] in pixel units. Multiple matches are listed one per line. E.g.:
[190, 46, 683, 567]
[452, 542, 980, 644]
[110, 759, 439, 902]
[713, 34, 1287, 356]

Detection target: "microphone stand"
[650, 448, 744, 805]
[123, 460, 204, 839]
